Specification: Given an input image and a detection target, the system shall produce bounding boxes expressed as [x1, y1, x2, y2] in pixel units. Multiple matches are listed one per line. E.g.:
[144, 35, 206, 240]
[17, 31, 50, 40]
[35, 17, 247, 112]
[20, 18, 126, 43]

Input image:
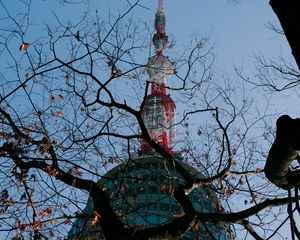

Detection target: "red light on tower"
[141, 0, 176, 155]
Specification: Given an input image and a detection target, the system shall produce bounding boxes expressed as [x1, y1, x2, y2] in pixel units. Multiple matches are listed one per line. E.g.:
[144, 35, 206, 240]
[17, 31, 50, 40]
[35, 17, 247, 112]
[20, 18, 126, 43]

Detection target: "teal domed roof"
[68, 154, 228, 239]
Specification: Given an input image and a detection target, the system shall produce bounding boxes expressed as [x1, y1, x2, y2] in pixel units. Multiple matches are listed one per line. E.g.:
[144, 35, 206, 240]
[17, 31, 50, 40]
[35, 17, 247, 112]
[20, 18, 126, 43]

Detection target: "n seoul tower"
[68, 1, 229, 239]
[141, 0, 176, 155]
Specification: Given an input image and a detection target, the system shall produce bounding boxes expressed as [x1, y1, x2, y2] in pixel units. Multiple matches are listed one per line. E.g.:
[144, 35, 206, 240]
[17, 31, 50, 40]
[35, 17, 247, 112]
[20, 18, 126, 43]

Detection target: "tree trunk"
[265, 115, 300, 189]
[269, 0, 300, 69]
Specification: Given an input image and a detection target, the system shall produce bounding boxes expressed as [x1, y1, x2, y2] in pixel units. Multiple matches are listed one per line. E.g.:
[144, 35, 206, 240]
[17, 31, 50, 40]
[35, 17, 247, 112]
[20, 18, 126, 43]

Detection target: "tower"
[141, 0, 176, 155]
[68, 1, 229, 239]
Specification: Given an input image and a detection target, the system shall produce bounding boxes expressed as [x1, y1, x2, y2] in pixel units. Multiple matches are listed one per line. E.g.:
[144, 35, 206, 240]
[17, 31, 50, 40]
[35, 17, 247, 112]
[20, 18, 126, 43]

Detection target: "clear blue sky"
[100, 0, 290, 66]
[6, 0, 290, 65]
[9, 0, 296, 115]
[2, 0, 293, 76]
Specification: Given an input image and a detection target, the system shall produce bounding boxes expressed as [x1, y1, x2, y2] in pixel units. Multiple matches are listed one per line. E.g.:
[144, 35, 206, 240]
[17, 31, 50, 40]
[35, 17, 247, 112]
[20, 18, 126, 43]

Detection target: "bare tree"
[0, 1, 298, 240]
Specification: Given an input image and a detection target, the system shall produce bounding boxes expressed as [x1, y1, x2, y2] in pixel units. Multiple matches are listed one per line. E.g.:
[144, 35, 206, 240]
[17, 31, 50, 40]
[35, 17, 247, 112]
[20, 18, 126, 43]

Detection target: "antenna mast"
[158, 0, 163, 11]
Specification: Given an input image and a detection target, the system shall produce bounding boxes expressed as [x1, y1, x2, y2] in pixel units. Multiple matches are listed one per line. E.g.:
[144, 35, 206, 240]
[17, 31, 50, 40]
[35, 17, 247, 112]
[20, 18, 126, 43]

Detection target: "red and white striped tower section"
[141, 0, 176, 155]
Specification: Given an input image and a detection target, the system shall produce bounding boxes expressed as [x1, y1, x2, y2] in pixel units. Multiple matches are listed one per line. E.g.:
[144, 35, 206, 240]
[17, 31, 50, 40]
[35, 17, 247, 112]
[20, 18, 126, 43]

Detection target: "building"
[68, 154, 228, 239]
[68, 1, 228, 239]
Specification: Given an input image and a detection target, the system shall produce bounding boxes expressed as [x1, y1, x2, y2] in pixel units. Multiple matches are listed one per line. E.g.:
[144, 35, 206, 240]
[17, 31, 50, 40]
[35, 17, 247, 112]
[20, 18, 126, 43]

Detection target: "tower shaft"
[141, 0, 176, 155]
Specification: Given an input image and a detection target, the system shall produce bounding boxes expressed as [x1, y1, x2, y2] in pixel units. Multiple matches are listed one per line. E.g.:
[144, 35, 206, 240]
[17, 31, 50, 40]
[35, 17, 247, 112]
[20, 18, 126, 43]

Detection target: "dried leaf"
[255, 168, 262, 173]
[23, 128, 30, 134]
[32, 221, 43, 230]
[35, 111, 42, 116]
[91, 211, 101, 226]
[160, 184, 166, 191]
[63, 219, 71, 225]
[39, 210, 46, 218]
[45, 207, 52, 214]
[231, 161, 237, 166]
[19, 224, 27, 232]
[128, 194, 137, 201]
[44, 166, 58, 177]
[169, 185, 174, 194]
[48, 218, 57, 224]
[19, 43, 29, 51]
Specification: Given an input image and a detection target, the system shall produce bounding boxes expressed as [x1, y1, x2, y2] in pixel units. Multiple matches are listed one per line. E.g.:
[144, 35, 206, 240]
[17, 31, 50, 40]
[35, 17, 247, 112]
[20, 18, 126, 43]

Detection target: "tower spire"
[153, 0, 168, 55]
[158, 0, 163, 11]
[141, 0, 176, 155]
